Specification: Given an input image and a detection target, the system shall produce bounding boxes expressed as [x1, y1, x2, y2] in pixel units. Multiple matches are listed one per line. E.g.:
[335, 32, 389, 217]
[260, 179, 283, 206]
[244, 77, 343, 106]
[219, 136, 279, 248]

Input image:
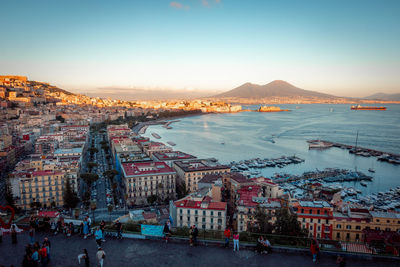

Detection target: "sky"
[0, 0, 399, 97]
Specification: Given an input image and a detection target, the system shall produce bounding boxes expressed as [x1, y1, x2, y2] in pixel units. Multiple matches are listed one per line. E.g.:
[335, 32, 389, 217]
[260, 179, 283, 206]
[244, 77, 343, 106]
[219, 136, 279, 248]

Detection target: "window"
[346, 225, 351, 230]
[195, 217, 198, 222]
[202, 218, 205, 222]
[187, 217, 190, 222]
[187, 210, 190, 214]
[301, 209, 304, 213]
[336, 233, 340, 238]
[211, 218, 214, 223]
[310, 226, 313, 230]
[180, 209, 183, 214]
[309, 210, 312, 214]
[318, 219, 321, 223]
[202, 225, 205, 229]
[356, 234, 360, 240]
[346, 233, 350, 239]
[318, 226, 321, 231]
[218, 212, 221, 217]
[203, 211, 206, 216]
[180, 216, 182, 221]
[337, 224, 342, 229]
[355, 225, 361, 230]
[317, 210, 320, 215]
[302, 218, 306, 222]
[195, 210, 198, 215]
[211, 211, 214, 216]
[210, 225, 214, 230]
[310, 218, 313, 223]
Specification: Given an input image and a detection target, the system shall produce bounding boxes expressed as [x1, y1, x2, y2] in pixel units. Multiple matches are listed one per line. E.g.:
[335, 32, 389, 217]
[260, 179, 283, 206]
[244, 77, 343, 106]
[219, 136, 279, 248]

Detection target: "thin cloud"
[202, 0, 210, 7]
[170, 1, 189, 9]
[215, 0, 221, 3]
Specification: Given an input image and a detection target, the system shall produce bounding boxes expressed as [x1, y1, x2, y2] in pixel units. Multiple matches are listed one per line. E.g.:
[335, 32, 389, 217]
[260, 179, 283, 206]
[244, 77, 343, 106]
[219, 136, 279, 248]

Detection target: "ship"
[308, 140, 333, 149]
[350, 105, 386, 110]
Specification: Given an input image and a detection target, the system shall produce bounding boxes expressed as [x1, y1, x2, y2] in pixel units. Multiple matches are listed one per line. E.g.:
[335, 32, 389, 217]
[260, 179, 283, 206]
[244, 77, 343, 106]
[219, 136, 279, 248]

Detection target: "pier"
[307, 139, 400, 164]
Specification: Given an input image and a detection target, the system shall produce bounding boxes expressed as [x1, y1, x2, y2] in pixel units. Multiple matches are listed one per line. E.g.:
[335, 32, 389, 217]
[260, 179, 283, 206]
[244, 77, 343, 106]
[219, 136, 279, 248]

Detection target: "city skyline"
[1, 0, 400, 97]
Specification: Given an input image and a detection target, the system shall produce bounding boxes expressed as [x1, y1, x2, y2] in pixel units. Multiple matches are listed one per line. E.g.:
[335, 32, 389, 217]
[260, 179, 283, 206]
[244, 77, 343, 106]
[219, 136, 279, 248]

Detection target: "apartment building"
[332, 208, 371, 242]
[173, 195, 227, 230]
[293, 201, 333, 239]
[173, 159, 230, 193]
[122, 161, 177, 206]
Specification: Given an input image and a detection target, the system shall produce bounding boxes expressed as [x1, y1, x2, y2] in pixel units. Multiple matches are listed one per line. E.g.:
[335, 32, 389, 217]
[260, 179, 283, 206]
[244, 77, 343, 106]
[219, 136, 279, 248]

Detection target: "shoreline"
[133, 112, 211, 134]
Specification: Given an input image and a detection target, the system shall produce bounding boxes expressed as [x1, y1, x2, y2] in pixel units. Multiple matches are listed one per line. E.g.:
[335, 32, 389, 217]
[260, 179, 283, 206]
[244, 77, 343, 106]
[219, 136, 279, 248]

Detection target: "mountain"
[364, 92, 400, 101]
[214, 80, 335, 99]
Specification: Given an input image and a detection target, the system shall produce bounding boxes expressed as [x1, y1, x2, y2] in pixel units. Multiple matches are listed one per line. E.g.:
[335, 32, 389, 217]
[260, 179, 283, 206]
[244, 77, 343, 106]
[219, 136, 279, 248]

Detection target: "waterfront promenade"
[0, 232, 397, 266]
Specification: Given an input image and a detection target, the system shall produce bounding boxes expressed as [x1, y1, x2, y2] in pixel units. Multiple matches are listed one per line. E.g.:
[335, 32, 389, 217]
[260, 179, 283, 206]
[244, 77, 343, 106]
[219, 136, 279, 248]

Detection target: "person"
[233, 232, 239, 251]
[29, 226, 35, 245]
[43, 237, 51, 262]
[95, 227, 103, 248]
[78, 248, 90, 267]
[31, 247, 39, 266]
[224, 228, 231, 248]
[115, 219, 122, 239]
[263, 237, 272, 254]
[0, 226, 3, 243]
[163, 221, 170, 243]
[336, 256, 346, 267]
[256, 236, 264, 253]
[192, 225, 198, 246]
[11, 224, 17, 244]
[39, 244, 48, 267]
[87, 216, 92, 236]
[96, 247, 106, 267]
[83, 219, 89, 239]
[189, 226, 194, 246]
[100, 220, 106, 241]
[310, 239, 318, 262]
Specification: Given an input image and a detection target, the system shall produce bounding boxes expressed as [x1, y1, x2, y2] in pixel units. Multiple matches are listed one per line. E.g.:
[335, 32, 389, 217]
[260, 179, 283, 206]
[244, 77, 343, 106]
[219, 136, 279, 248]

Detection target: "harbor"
[229, 155, 305, 174]
[307, 139, 400, 164]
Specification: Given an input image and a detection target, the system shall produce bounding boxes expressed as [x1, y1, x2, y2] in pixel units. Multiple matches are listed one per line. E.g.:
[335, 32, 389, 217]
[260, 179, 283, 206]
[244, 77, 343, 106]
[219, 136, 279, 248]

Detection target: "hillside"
[214, 80, 335, 99]
[364, 92, 400, 101]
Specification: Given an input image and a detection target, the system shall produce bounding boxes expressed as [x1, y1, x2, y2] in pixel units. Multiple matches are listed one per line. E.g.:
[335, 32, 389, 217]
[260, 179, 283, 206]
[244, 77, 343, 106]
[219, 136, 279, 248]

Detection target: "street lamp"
[90, 201, 97, 224]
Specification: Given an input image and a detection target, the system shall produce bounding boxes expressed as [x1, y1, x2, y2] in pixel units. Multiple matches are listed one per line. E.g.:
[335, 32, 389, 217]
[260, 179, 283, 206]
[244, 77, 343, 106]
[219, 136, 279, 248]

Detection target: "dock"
[307, 139, 400, 164]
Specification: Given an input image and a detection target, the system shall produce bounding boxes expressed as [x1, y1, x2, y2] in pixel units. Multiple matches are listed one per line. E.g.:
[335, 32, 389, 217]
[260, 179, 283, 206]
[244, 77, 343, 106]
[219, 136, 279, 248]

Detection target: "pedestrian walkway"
[0, 232, 397, 266]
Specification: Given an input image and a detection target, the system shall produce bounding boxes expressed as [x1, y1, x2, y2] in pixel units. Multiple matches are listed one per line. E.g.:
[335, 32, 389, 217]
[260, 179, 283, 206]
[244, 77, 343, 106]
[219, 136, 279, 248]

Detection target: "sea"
[142, 104, 400, 196]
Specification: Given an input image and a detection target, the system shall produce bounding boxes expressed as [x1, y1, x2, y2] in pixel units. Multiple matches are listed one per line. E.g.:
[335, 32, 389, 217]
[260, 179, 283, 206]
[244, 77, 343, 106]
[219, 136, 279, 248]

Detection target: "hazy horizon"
[1, 0, 399, 98]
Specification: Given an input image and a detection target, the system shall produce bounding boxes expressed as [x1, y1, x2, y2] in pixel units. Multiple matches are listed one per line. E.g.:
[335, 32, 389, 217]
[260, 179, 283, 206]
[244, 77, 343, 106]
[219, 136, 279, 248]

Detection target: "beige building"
[122, 161, 177, 206]
[10, 170, 66, 209]
[332, 209, 371, 242]
[369, 211, 400, 232]
[173, 159, 230, 193]
[173, 195, 227, 230]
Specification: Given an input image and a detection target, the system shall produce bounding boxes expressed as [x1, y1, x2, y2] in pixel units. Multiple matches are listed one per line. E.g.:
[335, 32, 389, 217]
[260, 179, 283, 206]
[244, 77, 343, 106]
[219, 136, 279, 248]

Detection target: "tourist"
[263, 237, 272, 254]
[192, 225, 198, 246]
[96, 247, 106, 267]
[43, 237, 51, 262]
[87, 216, 92, 235]
[22, 253, 34, 267]
[31, 247, 39, 265]
[83, 218, 89, 239]
[100, 220, 106, 241]
[115, 219, 122, 239]
[29, 226, 35, 245]
[224, 228, 231, 248]
[233, 232, 239, 252]
[310, 239, 318, 262]
[11, 224, 17, 244]
[256, 236, 264, 253]
[39, 244, 48, 267]
[189, 226, 194, 246]
[95, 227, 103, 248]
[78, 248, 90, 267]
[0, 226, 3, 243]
[163, 221, 170, 243]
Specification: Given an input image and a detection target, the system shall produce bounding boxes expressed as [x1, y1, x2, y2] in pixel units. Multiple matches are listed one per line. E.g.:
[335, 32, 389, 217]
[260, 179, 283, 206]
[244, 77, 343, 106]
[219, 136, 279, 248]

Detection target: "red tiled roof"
[175, 198, 227, 211]
[237, 185, 261, 207]
[122, 161, 175, 177]
[32, 170, 63, 176]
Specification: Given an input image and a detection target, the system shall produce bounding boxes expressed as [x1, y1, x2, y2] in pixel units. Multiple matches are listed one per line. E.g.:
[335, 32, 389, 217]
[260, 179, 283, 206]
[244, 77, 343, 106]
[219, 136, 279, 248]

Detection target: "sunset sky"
[0, 0, 399, 97]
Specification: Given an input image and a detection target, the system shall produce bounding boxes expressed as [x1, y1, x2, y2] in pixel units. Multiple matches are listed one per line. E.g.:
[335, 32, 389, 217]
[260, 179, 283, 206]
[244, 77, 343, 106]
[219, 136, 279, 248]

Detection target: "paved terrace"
[0, 232, 398, 267]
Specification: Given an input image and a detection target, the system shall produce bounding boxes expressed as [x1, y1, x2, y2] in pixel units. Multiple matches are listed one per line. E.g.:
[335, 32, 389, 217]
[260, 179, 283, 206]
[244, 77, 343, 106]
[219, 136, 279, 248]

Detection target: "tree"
[80, 173, 99, 187]
[88, 147, 98, 159]
[104, 169, 118, 182]
[64, 178, 80, 209]
[249, 207, 273, 234]
[176, 182, 189, 199]
[5, 181, 16, 210]
[147, 195, 158, 205]
[87, 162, 98, 172]
[273, 208, 308, 236]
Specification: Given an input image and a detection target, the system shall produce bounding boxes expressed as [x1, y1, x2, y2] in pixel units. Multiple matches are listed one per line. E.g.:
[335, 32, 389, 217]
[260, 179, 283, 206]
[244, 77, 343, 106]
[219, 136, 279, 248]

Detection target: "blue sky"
[0, 0, 399, 97]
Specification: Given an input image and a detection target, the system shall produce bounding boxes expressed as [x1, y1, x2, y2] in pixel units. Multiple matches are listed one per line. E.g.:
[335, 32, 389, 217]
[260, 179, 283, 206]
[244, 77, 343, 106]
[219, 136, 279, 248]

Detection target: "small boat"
[151, 133, 161, 139]
[360, 182, 367, 187]
[368, 168, 375, 173]
[167, 141, 176, 146]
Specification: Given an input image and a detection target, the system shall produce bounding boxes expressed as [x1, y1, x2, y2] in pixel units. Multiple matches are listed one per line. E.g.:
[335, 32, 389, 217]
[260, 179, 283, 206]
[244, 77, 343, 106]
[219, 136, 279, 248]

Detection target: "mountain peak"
[214, 80, 334, 99]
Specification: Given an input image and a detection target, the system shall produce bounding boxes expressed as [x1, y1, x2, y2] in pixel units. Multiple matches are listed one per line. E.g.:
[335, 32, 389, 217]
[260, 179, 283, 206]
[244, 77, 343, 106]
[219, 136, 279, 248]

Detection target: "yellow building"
[369, 211, 400, 232]
[11, 170, 66, 209]
[332, 209, 371, 242]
